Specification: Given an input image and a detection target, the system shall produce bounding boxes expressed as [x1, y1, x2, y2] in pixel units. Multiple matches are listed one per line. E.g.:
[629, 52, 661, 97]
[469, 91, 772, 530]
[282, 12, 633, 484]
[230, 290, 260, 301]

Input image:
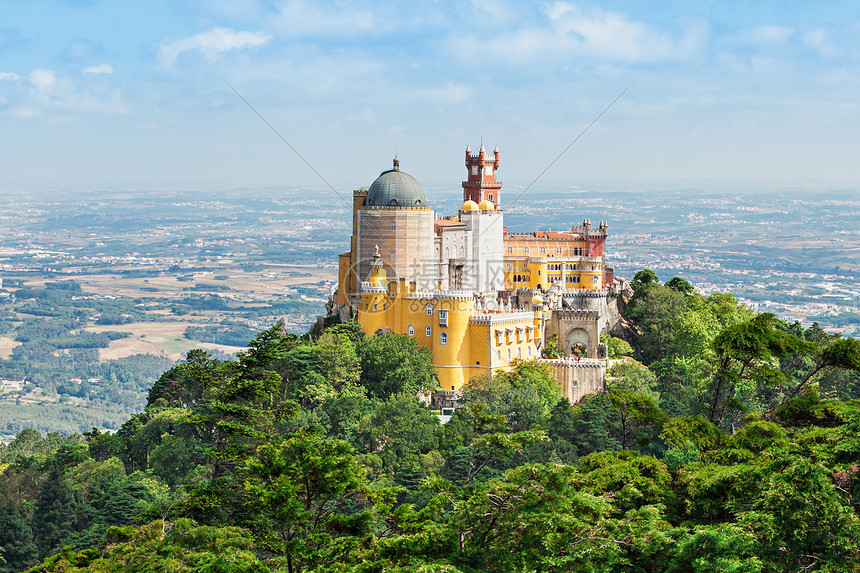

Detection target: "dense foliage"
[0, 275, 858, 572]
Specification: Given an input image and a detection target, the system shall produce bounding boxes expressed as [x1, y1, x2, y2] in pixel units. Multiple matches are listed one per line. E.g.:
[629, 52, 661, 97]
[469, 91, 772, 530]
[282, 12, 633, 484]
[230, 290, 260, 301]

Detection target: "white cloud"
[29, 69, 57, 92]
[83, 63, 113, 74]
[413, 83, 472, 105]
[451, 2, 706, 65]
[745, 25, 794, 45]
[159, 28, 271, 66]
[272, 1, 375, 37]
[721, 25, 794, 52]
[9, 107, 39, 119]
[0, 72, 20, 81]
[1, 68, 127, 119]
[545, 3, 705, 61]
[802, 28, 839, 57]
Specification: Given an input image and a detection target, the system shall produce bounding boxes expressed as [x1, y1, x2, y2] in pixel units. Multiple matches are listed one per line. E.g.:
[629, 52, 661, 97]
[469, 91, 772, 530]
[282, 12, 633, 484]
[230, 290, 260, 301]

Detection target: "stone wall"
[541, 358, 606, 404]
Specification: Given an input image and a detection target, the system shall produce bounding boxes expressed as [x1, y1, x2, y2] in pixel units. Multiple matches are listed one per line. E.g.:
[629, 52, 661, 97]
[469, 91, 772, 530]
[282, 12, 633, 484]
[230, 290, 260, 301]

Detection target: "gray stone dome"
[365, 158, 426, 207]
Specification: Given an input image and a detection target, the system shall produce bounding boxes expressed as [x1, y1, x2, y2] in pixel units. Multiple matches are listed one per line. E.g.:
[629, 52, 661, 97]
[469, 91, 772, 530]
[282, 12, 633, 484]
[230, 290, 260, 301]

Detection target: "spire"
[392, 156, 400, 171]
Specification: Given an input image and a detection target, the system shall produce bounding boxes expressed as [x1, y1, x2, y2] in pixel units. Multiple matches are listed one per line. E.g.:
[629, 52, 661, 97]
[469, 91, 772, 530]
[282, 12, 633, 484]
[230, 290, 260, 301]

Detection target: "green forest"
[1, 272, 859, 572]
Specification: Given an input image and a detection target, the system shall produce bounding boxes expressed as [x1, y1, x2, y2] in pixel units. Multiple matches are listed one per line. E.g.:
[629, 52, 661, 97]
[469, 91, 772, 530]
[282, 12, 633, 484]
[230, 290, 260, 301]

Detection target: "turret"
[463, 143, 502, 207]
[359, 245, 390, 335]
[367, 245, 387, 287]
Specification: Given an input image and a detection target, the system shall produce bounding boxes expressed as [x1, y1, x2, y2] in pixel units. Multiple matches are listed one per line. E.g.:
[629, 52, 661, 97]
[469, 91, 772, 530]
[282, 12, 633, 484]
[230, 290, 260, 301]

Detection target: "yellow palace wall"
[358, 280, 540, 391]
[502, 235, 605, 291]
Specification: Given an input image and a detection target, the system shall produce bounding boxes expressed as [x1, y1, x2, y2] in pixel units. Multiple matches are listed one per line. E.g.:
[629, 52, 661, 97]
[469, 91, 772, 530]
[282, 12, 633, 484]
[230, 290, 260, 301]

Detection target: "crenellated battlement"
[469, 310, 536, 325]
[555, 309, 600, 319]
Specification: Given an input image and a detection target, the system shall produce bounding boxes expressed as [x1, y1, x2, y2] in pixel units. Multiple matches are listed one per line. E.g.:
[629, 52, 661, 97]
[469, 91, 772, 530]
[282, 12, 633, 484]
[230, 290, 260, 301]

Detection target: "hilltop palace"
[335, 145, 628, 404]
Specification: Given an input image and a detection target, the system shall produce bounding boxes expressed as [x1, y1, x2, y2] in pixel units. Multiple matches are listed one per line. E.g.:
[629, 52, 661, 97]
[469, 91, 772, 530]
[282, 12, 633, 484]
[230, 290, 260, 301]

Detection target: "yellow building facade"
[359, 247, 541, 390]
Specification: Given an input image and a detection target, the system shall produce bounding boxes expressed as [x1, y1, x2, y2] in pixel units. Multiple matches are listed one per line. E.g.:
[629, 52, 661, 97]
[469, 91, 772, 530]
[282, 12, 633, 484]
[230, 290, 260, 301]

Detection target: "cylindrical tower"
[433, 293, 475, 391]
[356, 158, 436, 292]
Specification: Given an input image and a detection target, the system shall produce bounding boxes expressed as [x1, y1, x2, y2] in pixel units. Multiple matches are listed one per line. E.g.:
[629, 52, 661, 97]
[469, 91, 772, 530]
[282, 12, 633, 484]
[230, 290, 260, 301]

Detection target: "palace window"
[426, 304, 433, 315]
[540, 246, 546, 254]
[507, 246, 513, 254]
[518, 347, 522, 358]
[440, 332, 448, 345]
[425, 326, 432, 337]
[524, 247, 530, 254]
[408, 325, 414, 336]
[556, 246, 562, 254]
[439, 309, 448, 326]
[507, 348, 512, 361]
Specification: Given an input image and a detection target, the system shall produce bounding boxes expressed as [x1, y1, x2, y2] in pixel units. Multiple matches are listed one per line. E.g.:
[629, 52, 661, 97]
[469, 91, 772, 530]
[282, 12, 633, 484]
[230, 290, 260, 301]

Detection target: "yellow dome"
[531, 293, 544, 306]
[460, 200, 479, 212]
[478, 200, 495, 211]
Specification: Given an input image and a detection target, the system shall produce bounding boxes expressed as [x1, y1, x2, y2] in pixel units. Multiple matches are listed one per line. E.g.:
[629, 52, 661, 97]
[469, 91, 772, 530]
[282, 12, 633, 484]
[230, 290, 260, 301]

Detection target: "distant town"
[0, 185, 856, 439]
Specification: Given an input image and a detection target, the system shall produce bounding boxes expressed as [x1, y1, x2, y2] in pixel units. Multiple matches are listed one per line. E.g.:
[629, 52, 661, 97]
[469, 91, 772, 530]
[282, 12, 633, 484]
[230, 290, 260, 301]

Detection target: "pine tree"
[0, 499, 38, 573]
[33, 468, 78, 559]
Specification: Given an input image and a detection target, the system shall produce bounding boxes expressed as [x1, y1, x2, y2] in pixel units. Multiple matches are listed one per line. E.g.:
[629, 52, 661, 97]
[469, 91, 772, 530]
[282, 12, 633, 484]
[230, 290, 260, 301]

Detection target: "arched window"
[440, 332, 448, 345]
[497, 350, 502, 361]
[408, 325, 414, 336]
[528, 346, 532, 357]
[426, 304, 433, 315]
[425, 326, 432, 337]
[507, 348, 512, 361]
[488, 193, 494, 201]
[524, 247, 530, 254]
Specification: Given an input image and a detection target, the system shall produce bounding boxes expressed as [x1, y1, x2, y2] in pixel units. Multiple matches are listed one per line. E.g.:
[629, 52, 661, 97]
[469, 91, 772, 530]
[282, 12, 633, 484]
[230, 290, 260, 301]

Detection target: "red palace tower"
[462, 144, 501, 207]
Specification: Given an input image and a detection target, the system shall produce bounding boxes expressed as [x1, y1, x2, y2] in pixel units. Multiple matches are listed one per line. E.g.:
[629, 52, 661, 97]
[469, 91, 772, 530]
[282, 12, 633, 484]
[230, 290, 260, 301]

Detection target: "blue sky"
[3, 0, 860, 193]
